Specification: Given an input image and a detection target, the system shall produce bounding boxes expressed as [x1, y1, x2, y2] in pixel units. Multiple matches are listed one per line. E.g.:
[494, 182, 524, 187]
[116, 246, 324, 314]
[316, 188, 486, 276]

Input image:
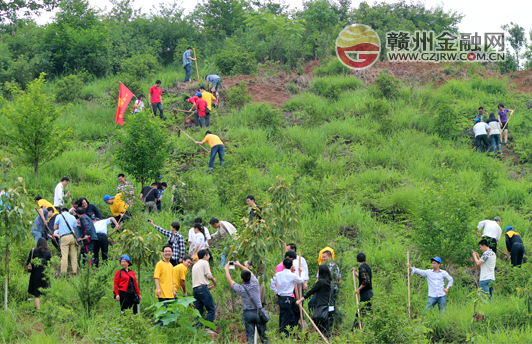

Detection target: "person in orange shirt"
[195, 131, 224, 171]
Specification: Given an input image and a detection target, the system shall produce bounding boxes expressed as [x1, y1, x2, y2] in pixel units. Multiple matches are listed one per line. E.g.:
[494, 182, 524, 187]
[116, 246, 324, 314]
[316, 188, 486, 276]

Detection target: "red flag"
[115, 82, 134, 125]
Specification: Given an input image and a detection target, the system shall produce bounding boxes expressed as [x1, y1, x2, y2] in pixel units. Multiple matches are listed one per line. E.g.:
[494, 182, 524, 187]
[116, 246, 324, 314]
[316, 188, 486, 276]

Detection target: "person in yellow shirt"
[154, 245, 175, 302]
[199, 86, 216, 127]
[103, 193, 130, 225]
[35, 196, 58, 216]
[173, 256, 193, 296]
[195, 131, 224, 171]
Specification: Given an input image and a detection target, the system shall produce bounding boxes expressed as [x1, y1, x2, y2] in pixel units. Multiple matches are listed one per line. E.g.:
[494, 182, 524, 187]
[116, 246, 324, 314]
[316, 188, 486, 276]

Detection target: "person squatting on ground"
[352, 252, 373, 329]
[473, 239, 496, 300]
[149, 80, 164, 119]
[297, 264, 334, 338]
[53, 208, 78, 274]
[114, 255, 142, 314]
[505, 225, 525, 267]
[407, 256, 453, 312]
[269, 257, 304, 337]
[149, 219, 185, 266]
[486, 112, 502, 155]
[225, 261, 269, 344]
[191, 249, 217, 333]
[473, 118, 490, 153]
[27, 237, 51, 310]
[477, 216, 502, 254]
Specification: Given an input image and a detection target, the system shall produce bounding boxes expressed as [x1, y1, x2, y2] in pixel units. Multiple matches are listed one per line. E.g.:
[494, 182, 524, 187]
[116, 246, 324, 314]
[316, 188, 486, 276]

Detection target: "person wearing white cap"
[477, 217, 502, 253]
[407, 256, 453, 312]
[114, 255, 141, 314]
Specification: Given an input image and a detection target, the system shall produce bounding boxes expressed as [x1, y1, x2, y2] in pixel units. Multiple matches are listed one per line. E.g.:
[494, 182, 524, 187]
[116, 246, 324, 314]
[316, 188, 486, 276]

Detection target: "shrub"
[250, 103, 283, 138]
[314, 57, 351, 76]
[363, 98, 391, 117]
[227, 81, 253, 108]
[54, 72, 89, 103]
[374, 69, 401, 99]
[214, 45, 256, 75]
[120, 53, 161, 79]
[312, 75, 363, 99]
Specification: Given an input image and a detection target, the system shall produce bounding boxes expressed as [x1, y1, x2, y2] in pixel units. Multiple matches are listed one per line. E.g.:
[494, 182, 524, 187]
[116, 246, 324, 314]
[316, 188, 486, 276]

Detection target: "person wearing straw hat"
[114, 255, 141, 314]
[505, 226, 525, 267]
[407, 256, 453, 312]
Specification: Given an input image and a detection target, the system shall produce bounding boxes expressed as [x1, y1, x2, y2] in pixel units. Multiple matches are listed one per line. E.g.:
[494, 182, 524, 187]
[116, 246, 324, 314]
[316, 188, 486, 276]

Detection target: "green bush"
[312, 75, 363, 99]
[227, 81, 253, 108]
[250, 103, 283, 138]
[314, 57, 351, 76]
[374, 69, 401, 99]
[120, 53, 161, 79]
[54, 73, 88, 103]
[214, 45, 256, 76]
[363, 98, 391, 117]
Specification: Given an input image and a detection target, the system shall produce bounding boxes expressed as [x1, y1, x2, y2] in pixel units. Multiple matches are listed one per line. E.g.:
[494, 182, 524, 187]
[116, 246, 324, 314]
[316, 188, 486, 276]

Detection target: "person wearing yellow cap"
[505, 226, 525, 267]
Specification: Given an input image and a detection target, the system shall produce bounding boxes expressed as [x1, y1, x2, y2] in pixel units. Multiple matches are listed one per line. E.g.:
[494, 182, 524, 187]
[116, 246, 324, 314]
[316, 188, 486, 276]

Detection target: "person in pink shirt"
[149, 80, 164, 120]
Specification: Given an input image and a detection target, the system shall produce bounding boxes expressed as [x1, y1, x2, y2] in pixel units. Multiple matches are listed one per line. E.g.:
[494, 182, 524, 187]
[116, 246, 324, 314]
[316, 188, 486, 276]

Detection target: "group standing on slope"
[473, 103, 515, 155]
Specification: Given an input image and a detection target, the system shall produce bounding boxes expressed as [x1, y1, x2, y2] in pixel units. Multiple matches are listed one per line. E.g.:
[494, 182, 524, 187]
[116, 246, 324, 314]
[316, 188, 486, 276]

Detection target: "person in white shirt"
[473, 118, 490, 153]
[285, 243, 309, 291]
[407, 256, 453, 312]
[269, 258, 304, 337]
[92, 217, 121, 267]
[188, 218, 211, 260]
[472, 239, 496, 300]
[133, 94, 145, 113]
[477, 216, 502, 253]
[53, 177, 70, 207]
[209, 217, 236, 267]
[191, 223, 208, 260]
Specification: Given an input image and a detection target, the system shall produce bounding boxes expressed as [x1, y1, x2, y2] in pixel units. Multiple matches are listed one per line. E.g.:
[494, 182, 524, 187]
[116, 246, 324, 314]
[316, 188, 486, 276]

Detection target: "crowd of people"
[22, 174, 526, 341]
[473, 103, 515, 154]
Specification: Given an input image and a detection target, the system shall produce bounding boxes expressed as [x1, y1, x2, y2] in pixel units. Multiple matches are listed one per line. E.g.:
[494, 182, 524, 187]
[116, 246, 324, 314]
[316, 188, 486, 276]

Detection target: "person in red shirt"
[185, 92, 208, 128]
[149, 80, 164, 120]
[114, 254, 142, 314]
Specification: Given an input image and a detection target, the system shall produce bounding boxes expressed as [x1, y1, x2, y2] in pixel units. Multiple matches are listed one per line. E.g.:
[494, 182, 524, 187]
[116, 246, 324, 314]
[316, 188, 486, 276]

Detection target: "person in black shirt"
[79, 198, 103, 220]
[296, 264, 334, 338]
[27, 237, 51, 310]
[351, 252, 373, 329]
[76, 207, 98, 266]
[505, 226, 525, 267]
[246, 195, 262, 221]
[140, 183, 159, 213]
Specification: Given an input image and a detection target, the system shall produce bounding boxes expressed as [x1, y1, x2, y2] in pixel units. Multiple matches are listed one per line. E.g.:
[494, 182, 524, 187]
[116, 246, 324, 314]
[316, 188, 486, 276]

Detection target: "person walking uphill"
[149, 80, 164, 120]
[407, 256, 453, 312]
[195, 131, 224, 171]
[486, 113, 502, 155]
[497, 103, 515, 145]
[27, 237, 52, 310]
[473, 118, 490, 153]
[505, 226, 525, 267]
[114, 255, 142, 314]
[477, 216, 502, 254]
[183, 47, 196, 83]
[226, 261, 269, 344]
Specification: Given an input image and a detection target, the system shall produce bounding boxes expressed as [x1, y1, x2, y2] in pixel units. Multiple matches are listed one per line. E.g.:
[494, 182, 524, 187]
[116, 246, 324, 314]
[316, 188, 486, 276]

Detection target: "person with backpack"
[140, 183, 159, 213]
[296, 264, 334, 338]
[27, 237, 52, 310]
[225, 260, 269, 344]
[114, 255, 142, 314]
[148, 219, 185, 266]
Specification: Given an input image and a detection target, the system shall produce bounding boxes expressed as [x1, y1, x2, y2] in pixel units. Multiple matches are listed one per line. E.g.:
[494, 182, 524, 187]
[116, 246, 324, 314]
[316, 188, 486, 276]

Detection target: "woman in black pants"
[114, 255, 142, 314]
[28, 237, 52, 310]
[296, 264, 334, 337]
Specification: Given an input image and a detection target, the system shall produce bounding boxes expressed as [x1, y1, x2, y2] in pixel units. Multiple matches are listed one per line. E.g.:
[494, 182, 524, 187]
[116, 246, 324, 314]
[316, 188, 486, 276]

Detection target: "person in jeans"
[209, 217, 236, 267]
[473, 118, 490, 153]
[53, 208, 78, 274]
[76, 207, 98, 267]
[191, 250, 217, 333]
[497, 103, 515, 145]
[140, 183, 159, 213]
[486, 112, 502, 155]
[505, 226, 525, 267]
[149, 80, 164, 119]
[407, 256, 453, 312]
[205, 74, 222, 93]
[31, 208, 49, 245]
[477, 217, 502, 254]
[93, 217, 121, 267]
[226, 260, 268, 343]
[149, 219, 185, 266]
[473, 239, 496, 299]
[352, 252, 373, 329]
[183, 47, 196, 83]
[195, 131, 224, 171]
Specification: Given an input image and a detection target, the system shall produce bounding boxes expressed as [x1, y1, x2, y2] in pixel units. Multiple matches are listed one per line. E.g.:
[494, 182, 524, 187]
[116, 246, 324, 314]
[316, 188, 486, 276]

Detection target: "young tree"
[501, 22, 526, 68]
[112, 111, 171, 188]
[0, 73, 71, 178]
[0, 155, 33, 310]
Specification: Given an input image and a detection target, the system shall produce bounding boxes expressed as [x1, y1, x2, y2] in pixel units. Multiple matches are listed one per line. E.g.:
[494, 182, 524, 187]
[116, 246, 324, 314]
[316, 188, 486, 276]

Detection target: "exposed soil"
[304, 60, 320, 74]
[505, 69, 532, 94]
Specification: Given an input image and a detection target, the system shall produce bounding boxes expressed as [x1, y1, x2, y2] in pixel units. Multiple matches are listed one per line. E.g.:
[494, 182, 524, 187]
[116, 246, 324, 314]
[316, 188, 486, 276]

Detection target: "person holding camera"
[114, 255, 142, 314]
[225, 261, 269, 344]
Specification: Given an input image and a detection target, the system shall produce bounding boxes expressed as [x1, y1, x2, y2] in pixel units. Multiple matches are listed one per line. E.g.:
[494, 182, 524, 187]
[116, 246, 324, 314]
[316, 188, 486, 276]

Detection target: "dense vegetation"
[1, 0, 532, 343]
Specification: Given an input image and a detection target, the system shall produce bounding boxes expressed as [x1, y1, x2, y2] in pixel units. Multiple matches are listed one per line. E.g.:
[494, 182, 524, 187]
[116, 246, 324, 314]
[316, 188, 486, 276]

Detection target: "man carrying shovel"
[195, 131, 224, 172]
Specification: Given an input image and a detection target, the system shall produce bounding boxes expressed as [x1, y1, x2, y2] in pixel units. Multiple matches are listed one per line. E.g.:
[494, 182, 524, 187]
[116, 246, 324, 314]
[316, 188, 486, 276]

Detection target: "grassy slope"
[2, 64, 532, 343]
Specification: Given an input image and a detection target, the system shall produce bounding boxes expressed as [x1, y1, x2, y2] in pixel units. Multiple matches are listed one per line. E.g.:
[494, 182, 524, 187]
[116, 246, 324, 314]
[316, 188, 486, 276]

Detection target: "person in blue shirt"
[54, 208, 78, 274]
[407, 256, 453, 312]
[182, 47, 196, 83]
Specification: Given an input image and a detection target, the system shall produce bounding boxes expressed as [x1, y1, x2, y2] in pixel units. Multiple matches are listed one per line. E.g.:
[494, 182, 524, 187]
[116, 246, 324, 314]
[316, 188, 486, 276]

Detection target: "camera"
[147, 219, 151, 222]
[229, 261, 234, 265]
[229, 261, 235, 270]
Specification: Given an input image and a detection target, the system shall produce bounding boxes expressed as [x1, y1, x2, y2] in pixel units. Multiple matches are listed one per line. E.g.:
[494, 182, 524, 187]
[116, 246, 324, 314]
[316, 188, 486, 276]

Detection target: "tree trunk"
[4, 245, 9, 310]
[34, 161, 39, 179]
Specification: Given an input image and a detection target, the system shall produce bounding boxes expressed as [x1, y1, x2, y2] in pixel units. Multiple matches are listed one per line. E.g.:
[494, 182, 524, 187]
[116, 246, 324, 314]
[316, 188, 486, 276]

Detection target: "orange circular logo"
[336, 24, 381, 70]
